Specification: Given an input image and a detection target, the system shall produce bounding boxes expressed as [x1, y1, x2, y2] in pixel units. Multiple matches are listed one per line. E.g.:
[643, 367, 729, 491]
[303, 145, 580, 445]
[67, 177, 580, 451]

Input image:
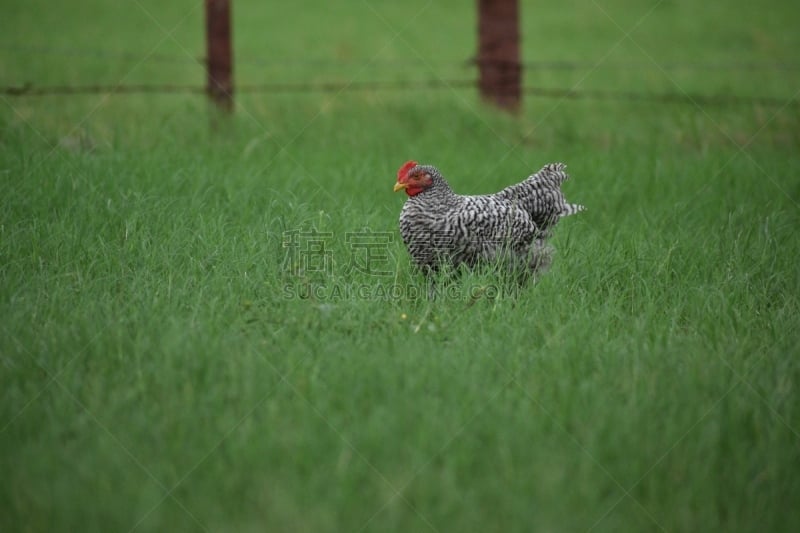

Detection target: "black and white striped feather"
[398, 163, 584, 276]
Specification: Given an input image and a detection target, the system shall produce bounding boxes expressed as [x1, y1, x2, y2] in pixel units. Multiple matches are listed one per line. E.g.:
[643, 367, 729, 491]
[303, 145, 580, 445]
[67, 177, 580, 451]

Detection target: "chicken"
[393, 160, 584, 279]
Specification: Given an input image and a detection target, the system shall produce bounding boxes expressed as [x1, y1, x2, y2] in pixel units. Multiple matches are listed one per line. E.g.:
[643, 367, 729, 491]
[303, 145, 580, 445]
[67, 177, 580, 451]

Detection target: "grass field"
[2, 1, 800, 531]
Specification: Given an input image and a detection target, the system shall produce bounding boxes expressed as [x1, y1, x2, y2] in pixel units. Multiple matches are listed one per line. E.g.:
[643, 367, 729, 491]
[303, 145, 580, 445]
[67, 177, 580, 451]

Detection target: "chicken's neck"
[410, 178, 458, 205]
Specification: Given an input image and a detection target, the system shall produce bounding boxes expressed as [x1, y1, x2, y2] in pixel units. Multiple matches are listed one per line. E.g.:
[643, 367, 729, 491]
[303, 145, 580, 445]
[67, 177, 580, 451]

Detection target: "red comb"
[397, 160, 418, 180]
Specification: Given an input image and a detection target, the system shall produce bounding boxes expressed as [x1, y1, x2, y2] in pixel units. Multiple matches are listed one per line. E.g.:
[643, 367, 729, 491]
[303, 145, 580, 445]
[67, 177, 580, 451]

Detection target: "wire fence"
[4, 44, 800, 71]
[2, 43, 799, 107]
[4, 81, 797, 108]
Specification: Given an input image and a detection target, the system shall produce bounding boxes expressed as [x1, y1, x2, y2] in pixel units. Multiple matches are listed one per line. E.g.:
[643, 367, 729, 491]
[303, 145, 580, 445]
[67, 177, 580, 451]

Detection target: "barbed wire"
[2, 44, 800, 71]
[2, 80, 796, 108]
[2, 43, 797, 107]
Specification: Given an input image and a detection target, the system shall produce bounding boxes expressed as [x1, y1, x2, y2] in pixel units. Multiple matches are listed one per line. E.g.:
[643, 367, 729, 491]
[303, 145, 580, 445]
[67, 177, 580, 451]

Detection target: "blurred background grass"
[2, 1, 799, 532]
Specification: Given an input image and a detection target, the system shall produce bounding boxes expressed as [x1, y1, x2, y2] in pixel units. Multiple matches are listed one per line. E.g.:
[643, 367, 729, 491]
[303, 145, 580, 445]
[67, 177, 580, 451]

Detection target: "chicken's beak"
[393, 181, 408, 193]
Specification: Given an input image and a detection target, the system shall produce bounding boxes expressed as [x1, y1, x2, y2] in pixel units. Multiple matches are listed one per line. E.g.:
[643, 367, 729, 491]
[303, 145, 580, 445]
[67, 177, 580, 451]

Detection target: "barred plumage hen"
[393, 161, 584, 279]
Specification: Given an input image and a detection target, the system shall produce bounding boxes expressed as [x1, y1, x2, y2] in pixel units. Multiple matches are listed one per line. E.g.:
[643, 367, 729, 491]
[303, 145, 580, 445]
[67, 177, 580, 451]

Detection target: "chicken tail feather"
[560, 203, 585, 217]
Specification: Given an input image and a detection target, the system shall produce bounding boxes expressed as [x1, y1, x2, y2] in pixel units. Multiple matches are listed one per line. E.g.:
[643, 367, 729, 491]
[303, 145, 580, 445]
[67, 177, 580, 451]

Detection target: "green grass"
[2, 1, 800, 532]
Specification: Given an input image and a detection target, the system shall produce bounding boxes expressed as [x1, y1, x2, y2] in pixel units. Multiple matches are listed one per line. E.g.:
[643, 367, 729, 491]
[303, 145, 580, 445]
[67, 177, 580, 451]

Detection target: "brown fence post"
[205, 0, 233, 112]
[477, 0, 520, 113]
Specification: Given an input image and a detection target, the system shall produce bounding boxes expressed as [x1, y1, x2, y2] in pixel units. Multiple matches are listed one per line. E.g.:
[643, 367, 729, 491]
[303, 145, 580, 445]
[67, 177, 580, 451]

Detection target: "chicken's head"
[393, 160, 433, 197]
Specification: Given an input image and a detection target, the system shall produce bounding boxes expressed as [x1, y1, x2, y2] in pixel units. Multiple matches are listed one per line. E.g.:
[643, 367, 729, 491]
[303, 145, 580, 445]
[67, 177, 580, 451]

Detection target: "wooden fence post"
[205, 0, 233, 112]
[477, 0, 520, 113]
